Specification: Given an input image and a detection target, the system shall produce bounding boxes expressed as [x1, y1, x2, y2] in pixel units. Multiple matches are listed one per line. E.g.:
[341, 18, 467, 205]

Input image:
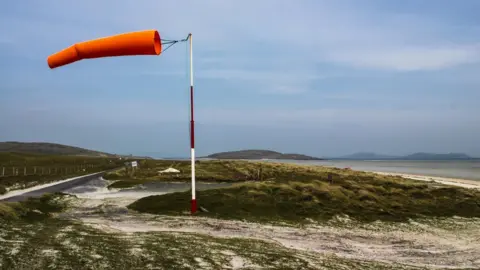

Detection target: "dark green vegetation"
[128, 160, 480, 223]
[206, 149, 323, 160]
[0, 193, 71, 221]
[0, 152, 124, 194]
[103, 159, 253, 189]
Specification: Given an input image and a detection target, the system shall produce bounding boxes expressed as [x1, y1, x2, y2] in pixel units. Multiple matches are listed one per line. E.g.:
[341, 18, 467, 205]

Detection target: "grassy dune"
[0, 194, 415, 269]
[104, 159, 258, 189]
[128, 160, 480, 223]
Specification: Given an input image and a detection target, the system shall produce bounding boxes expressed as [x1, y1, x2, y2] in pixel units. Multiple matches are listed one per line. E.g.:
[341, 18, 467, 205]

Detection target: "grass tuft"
[0, 193, 71, 222]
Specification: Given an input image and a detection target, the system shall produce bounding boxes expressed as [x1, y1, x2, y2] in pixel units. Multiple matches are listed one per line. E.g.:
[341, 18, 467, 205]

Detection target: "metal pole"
[189, 33, 197, 214]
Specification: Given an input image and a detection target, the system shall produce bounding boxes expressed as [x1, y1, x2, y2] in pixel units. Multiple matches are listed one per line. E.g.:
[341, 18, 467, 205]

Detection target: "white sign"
[131, 161, 138, 167]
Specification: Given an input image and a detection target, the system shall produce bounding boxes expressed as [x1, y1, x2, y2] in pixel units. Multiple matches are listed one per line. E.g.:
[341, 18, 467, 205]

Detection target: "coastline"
[372, 171, 480, 189]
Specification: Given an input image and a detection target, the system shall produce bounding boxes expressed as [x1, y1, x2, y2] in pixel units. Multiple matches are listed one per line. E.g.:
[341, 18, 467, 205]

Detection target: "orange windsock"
[47, 30, 161, 69]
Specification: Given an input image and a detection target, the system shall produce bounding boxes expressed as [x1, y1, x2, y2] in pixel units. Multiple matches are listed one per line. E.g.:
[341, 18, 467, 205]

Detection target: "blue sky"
[1, 0, 480, 157]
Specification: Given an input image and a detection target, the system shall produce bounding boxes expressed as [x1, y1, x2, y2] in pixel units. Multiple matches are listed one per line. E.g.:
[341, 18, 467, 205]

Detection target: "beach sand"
[373, 171, 480, 189]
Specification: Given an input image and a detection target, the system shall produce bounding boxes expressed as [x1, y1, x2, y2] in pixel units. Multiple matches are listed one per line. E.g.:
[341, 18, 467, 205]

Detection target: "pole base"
[191, 199, 197, 214]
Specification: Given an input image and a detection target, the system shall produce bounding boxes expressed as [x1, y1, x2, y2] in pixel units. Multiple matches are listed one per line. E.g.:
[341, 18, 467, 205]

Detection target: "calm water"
[259, 160, 480, 181]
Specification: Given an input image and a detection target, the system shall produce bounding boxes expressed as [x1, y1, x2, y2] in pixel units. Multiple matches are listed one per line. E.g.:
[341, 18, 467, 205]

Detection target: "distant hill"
[402, 152, 472, 160]
[206, 150, 323, 160]
[336, 151, 474, 160]
[338, 152, 399, 160]
[0, 141, 114, 157]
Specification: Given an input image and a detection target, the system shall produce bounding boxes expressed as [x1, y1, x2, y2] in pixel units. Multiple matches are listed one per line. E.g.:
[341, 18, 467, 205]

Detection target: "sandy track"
[61, 197, 480, 269]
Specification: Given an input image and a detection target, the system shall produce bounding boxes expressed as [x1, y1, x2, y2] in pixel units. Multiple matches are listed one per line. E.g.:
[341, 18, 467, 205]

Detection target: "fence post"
[34, 166, 36, 175]
[24, 167, 26, 176]
[1, 167, 4, 177]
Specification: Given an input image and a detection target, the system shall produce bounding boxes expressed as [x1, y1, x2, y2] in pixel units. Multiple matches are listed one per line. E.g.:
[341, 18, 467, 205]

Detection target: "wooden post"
[24, 167, 26, 176]
[1, 167, 4, 177]
[34, 166, 37, 175]
[13, 167, 15, 176]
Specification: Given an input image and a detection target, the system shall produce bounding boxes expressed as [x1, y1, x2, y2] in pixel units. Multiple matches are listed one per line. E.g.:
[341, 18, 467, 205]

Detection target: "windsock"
[47, 30, 161, 69]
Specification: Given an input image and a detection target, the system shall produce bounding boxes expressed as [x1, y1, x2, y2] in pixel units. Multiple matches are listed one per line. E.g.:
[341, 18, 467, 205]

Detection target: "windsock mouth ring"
[153, 31, 161, 54]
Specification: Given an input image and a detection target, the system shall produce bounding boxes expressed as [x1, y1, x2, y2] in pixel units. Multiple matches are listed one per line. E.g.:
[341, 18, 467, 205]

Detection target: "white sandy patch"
[60, 226, 74, 232]
[8, 247, 20, 256]
[61, 239, 81, 252]
[77, 213, 480, 269]
[373, 171, 480, 189]
[230, 256, 245, 269]
[41, 249, 60, 256]
[194, 257, 210, 268]
[220, 250, 236, 256]
[72, 191, 166, 204]
[63, 177, 168, 207]
[129, 247, 143, 256]
[0, 172, 104, 200]
[0, 237, 23, 243]
[91, 254, 103, 259]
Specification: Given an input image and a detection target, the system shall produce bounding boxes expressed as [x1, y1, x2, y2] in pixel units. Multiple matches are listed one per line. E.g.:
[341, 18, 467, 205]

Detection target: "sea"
[258, 159, 480, 181]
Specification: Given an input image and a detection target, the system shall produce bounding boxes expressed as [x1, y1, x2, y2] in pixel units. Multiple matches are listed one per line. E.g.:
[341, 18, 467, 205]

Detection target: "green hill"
[0, 141, 113, 157]
[206, 149, 323, 160]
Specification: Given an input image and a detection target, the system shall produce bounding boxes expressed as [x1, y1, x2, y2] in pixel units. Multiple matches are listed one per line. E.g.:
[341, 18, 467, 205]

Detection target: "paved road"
[1, 172, 105, 202]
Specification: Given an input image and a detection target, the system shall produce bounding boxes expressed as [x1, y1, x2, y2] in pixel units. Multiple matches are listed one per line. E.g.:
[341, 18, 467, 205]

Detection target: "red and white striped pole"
[189, 33, 197, 214]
